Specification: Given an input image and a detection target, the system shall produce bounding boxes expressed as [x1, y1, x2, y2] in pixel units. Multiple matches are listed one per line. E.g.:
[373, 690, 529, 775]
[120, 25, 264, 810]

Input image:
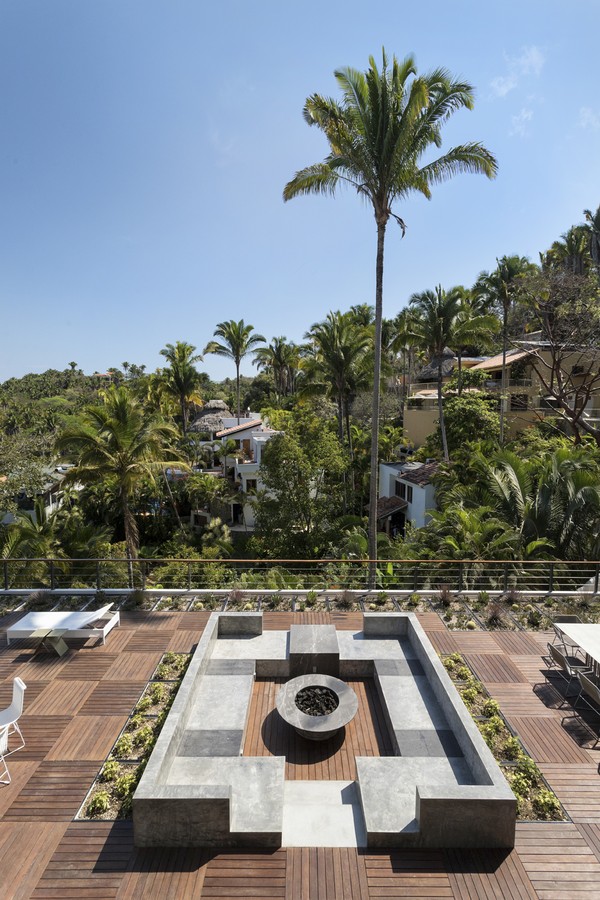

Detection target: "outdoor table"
[30, 628, 69, 657]
[558, 623, 600, 674]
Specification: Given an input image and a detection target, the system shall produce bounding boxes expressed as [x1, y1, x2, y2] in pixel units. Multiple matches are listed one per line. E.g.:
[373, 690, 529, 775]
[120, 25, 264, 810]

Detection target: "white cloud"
[491, 45, 545, 98]
[490, 74, 517, 98]
[579, 106, 600, 131]
[516, 46, 545, 77]
[510, 108, 533, 137]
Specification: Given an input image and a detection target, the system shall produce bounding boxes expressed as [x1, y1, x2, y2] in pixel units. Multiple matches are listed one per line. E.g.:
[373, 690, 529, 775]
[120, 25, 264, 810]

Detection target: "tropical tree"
[253, 337, 302, 397]
[443, 448, 600, 559]
[159, 341, 203, 435]
[584, 205, 600, 273]
[302, 311, 371, 451]
[55, 386, 183, 567]
[474, 256, 536, 443]
[283, 49, 497, 576]
[451, 290, 500, 394]
[204, 320, 265, 423]
[544, 226, 590, 275]
[407, 286, 464, 461]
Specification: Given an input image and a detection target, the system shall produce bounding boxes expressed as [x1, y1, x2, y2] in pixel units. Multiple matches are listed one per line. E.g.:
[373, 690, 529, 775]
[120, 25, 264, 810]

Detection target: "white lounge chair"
[0, 677, 26, 755]
[6, 604, 120, 647]
[0, 726, 11, 784]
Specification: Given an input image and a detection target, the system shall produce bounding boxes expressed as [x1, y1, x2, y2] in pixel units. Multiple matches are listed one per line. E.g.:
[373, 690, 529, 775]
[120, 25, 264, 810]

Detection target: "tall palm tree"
[55, 386, 183, 567]
[302, 311, 372, 451]
[253, 337, 302, 397]
[474, 255, 535, 443]
[283, 49, 497, 577]
[204, 320, 265, 423]
[584, 205, 600, 273]
[545, 226, 590, 275]
[159, 341, 203, 435]
[451, 289, 500, 394]
[407, 285, 464, 462]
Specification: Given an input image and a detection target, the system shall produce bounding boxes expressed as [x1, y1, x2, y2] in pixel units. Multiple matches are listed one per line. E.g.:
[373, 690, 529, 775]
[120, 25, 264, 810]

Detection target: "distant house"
[2, 464, 75, 526]
[189, 416, 281, 532]
[378, 460, 439, 536]
[403, 339, 600, 447]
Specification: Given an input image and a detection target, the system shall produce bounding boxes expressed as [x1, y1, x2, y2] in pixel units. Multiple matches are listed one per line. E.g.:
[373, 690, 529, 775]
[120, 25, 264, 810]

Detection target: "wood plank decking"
[0, 611, 599, 899]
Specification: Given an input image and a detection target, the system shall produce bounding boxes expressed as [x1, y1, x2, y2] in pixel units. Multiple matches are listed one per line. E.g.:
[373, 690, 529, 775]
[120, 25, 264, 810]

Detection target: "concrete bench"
[177, 659, 255, 758]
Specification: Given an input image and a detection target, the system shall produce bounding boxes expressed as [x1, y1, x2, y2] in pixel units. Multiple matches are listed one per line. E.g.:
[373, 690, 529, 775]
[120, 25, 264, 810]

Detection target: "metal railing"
[1, 557, 599, 595]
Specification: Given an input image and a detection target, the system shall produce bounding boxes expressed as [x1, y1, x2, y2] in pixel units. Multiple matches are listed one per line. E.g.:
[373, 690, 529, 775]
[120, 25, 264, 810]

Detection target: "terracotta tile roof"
[399, 462, 439, 486]
[216, 419, 262, 437]
[376, 496, 408, 519]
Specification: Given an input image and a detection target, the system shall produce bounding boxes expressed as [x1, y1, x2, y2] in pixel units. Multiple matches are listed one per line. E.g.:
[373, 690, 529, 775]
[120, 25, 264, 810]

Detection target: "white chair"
[0, 677, 26, 755]
[0, 726, 11, 784]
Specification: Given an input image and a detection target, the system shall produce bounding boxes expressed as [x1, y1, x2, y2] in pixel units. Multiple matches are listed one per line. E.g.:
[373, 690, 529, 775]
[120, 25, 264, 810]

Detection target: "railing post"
[188, 561, 192, 591]
[548, 563, 554, 594]
[458, 562, 463, 593]
[503, 562, 508, 594]
[413, 565, 419, 593]
[96, 561, 101, 591]
[3, 560, 8, 591]
[141, 561, 146, 591]
[50, 560, 55, 591]
[594, 563, 599, 596]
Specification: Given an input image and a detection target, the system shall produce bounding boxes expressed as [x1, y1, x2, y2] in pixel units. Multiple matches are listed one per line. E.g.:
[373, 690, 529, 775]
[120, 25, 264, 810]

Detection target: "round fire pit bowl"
[276, 674, 358, 741]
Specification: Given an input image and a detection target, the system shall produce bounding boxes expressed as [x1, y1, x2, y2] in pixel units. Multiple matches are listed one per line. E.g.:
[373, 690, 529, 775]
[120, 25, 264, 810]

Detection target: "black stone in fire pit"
[276, 673, 358, 741]
[295, 686, 339, 716]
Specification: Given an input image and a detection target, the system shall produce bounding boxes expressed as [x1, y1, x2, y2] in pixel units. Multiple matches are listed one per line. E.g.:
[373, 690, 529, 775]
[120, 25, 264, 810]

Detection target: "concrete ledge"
[133, 785, 231, 847]
[289, 624, 339, 677]
[417, 786, 516, 848]
[363, 613, 409, 636]
[218, 612, 263, 636]
[359, 612, 516, 849]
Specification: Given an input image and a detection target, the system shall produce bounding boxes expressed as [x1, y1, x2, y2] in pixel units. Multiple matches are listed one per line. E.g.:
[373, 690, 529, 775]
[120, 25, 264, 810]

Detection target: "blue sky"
[1, 0, 598, 383]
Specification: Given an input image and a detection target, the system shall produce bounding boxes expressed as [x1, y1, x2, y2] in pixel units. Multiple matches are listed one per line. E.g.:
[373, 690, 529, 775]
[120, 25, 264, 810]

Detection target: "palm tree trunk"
[500, 304, 507, 444]
[180, 395, 187, 435]
[457, 351, 463, 396]
[236, 361, 241, 424]
[368, 220, 386, 587]
[438, 360, 449, 462]
[162, 469, 183, 530]
[122, 493, 138, 588]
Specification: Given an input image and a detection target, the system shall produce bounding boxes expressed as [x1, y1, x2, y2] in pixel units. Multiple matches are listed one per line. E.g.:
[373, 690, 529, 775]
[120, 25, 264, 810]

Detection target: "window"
[395, 481, 406, 499]
[406, 486, 413, 504]
[245, 479, 257, 493]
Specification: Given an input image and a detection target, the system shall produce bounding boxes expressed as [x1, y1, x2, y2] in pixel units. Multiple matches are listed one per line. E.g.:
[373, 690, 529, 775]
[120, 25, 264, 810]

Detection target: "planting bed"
[442, 652, 565, 821]
[80, 651, 191, 820]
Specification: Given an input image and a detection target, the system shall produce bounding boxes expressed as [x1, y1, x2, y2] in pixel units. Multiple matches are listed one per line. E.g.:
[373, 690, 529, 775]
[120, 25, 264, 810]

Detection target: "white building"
[378, 460, 438, 535]
[215, 419, 281, 529]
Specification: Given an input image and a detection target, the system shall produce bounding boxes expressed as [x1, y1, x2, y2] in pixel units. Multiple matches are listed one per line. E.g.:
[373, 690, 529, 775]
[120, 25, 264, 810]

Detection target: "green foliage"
[133, 726, 154, 750]
[533, 789, 561, 817]
[482, 698, 500, 717]
[114, 773, 137, 799]
[87, 791, 110, 816]
[442, 394, 500, 451]
[502, 737, 523, 760]
[253, 414, 348, 557]
[101, 759, 121, 782]
[113, 734, 134, 758]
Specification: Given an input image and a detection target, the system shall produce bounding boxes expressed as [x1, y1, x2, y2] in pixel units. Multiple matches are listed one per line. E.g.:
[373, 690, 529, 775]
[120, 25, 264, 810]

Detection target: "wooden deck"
[0, 610, 599, 899]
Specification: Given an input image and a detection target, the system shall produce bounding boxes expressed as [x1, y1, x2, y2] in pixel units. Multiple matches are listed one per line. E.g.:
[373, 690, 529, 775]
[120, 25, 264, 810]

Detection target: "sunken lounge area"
[133, 612, 515, 850]
[0, 607, 600, 899]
